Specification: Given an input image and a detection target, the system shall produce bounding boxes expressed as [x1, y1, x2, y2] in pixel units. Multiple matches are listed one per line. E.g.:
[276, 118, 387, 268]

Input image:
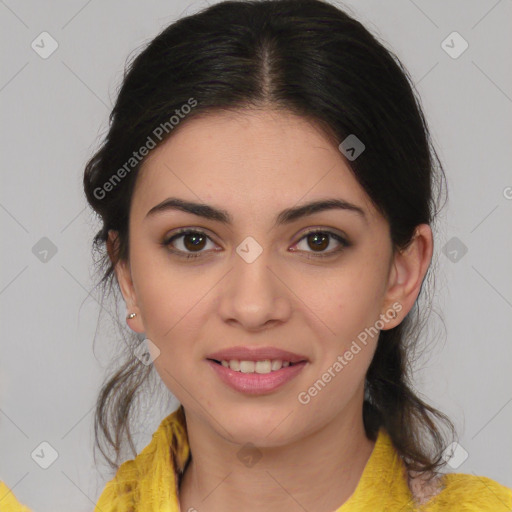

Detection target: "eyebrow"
[145, 197, 367, 227]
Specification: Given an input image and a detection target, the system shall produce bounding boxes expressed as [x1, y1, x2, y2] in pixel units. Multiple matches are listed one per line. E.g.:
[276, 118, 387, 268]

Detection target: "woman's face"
[114, 109, 406, 446]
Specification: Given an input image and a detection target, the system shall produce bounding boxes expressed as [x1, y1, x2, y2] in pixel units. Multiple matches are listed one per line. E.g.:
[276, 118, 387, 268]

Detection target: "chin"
[210, 403, 304, 447]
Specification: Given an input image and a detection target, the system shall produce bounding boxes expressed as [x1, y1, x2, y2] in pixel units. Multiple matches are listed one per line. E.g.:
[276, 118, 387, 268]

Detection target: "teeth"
[240, 361, 256, 373]
[271, 360, 283, 371]
[219, 359, 294, 373]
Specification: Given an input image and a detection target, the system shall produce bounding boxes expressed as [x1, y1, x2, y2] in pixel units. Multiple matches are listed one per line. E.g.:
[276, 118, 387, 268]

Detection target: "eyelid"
[164, 227, 218, 244]
[164, 226, 349, 243]
[295, 226, 349, 243]
[163, 228, 220, 252]
[290, 228, 350, 258]
[162, 226, 350, 259]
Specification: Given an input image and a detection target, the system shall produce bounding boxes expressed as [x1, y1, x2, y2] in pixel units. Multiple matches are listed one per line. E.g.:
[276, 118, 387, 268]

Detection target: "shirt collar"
[114, 406, 412, 511]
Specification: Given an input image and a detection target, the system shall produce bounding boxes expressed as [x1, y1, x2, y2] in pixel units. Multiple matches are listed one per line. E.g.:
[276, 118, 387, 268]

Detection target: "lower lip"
[206, 360, 307, 395]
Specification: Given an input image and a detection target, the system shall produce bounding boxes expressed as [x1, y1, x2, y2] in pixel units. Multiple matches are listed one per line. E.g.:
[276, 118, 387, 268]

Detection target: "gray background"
[1, 0, 511, 510]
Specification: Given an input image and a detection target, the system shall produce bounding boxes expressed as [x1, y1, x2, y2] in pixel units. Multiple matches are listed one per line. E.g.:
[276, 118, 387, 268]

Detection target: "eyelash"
[161, 228, 350, 260]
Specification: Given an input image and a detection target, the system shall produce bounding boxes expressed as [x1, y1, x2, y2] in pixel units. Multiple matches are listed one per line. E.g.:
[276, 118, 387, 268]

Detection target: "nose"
[217, 245, 292, 332]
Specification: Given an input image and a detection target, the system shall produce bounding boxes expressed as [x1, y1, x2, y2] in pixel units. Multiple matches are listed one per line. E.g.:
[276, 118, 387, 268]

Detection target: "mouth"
[205, 357, 308, 394]
[207, 358, 306, 373]
[206, 345, 309, 368]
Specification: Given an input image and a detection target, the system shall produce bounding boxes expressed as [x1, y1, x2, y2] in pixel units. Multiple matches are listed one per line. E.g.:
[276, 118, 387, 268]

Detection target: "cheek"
[296, 265, 386, 387]
[318, 266, 385, 335]
[130, 248, 210, 344]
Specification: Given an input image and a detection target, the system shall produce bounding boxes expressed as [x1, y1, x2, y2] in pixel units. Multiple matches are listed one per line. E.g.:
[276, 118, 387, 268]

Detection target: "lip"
[206, 359, 308, 395]
[205, 346, 309, 364]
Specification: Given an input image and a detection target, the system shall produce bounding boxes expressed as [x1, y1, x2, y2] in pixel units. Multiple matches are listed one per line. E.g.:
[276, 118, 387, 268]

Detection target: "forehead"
[132, 109, 378, 222]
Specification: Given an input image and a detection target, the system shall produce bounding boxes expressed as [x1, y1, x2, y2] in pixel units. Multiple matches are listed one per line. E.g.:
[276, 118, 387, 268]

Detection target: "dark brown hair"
[83, 0, 456, 479]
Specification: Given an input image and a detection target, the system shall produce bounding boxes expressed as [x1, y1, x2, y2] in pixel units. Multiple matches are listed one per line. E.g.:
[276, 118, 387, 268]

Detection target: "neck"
[178, 396, 376, 512]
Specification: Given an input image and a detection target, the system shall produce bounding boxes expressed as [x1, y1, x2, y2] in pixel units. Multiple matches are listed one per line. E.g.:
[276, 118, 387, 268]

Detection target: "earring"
[390, 310, 397, 319]
[127, 312, 137, 320]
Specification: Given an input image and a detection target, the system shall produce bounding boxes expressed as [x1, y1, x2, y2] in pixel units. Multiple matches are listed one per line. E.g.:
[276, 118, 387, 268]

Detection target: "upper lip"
[206, 346, 308, 363]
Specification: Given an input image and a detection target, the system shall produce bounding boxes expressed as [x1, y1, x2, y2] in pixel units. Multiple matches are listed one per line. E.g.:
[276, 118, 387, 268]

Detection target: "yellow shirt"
[1, 405, 511, 511]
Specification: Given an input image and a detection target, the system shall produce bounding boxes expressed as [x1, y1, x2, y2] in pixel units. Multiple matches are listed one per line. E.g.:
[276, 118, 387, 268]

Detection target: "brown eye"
[293, 230, 349, 258]
[163, 229, 217, 259]
[306, 232, 329, 251]
[182, 232, 207, 251]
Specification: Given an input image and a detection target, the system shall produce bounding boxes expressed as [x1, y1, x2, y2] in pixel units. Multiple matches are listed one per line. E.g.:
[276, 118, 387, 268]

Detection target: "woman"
[1, 0, 510, 510]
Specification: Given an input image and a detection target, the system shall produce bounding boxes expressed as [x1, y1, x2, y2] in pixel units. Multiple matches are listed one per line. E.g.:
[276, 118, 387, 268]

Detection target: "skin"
[108, 108, 433, 512]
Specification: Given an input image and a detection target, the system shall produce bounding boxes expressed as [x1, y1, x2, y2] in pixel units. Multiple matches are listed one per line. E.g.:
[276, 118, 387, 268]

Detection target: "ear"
[380, 224, 433, 330]
[107, 230, 145, 333]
